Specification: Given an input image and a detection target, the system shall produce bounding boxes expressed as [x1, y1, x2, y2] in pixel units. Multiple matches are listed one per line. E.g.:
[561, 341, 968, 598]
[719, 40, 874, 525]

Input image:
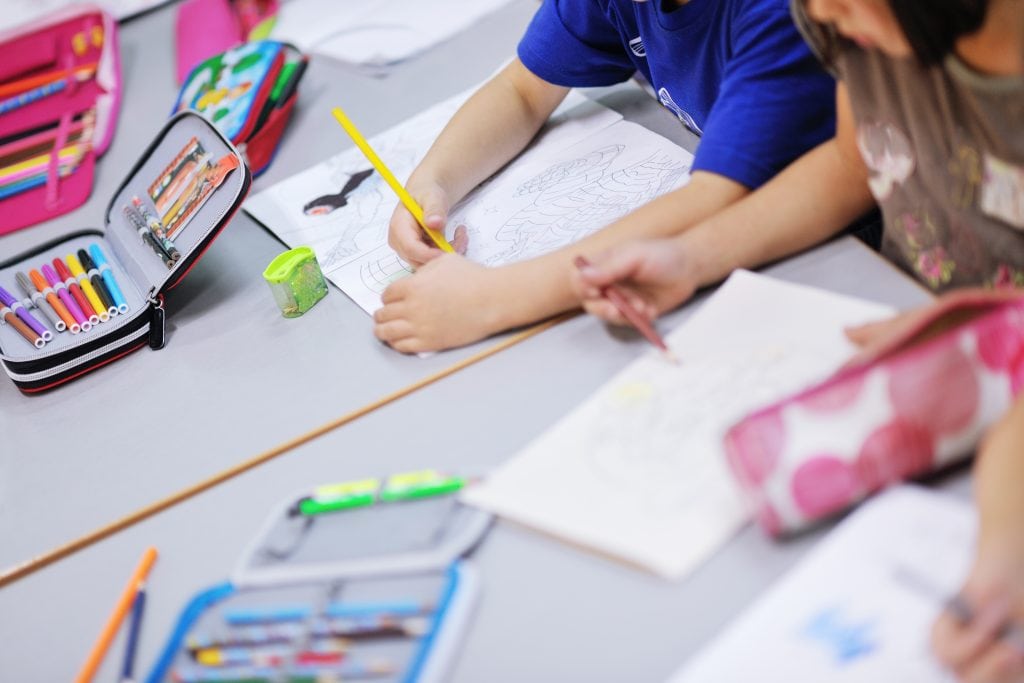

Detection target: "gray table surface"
[0, 2, 965, 681]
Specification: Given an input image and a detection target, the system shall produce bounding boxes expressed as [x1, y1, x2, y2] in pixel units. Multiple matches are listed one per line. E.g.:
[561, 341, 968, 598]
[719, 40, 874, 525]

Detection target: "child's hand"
[387, 181, 468, 266]
[572, 238, 698, 325]
[932, 400, 1024, 682]
[373, 254, 501, 353]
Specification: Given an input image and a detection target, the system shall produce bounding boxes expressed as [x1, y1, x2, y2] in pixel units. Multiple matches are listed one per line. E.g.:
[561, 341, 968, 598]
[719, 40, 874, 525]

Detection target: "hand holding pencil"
[572, 238, 700, 346]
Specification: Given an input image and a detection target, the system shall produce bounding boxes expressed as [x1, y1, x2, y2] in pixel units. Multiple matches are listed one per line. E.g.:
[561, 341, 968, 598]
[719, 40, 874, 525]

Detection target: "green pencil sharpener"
[263, 246, 328, 318]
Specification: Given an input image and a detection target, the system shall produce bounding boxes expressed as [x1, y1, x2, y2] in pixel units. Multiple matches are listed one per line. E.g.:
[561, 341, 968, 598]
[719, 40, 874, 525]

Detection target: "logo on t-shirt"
[657, 87, 701, 135]
[856, 121, 915, 201]
[981, 153, 1024, 229]
[628, 36, 646, 57]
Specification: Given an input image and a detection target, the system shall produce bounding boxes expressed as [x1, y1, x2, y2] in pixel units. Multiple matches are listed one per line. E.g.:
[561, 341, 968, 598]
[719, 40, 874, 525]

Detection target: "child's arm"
[574, 83, 876, 324]
[389, 59, 570, 266]
[931, 394, 1024, 682]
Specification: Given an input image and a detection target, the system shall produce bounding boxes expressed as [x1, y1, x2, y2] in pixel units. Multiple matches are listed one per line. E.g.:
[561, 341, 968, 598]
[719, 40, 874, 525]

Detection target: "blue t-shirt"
[518, 0, 835, 189]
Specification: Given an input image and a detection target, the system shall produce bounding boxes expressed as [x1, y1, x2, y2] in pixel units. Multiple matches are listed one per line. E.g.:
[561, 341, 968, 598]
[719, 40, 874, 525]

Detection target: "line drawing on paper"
[472, 145, 688, 266]
[359, 249, 414, 294]
[580, 347, 797, 515]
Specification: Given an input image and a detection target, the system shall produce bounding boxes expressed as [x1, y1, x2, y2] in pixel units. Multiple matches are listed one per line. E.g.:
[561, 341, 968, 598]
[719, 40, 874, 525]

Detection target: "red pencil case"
[173, 40, 306, 177]
[0, 5, 122, 235]
[0, 112, 251, 394]
[724, 290, 1024, 536]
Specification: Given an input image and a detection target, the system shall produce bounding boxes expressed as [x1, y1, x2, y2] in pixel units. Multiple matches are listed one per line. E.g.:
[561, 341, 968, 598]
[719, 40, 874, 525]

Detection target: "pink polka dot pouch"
[725, 289, 1024, 537]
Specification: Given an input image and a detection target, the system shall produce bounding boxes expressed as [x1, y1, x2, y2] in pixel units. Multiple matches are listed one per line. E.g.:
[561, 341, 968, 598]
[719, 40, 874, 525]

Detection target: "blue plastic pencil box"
[147, 472, 492, 683]
[0, 111, 251, 393]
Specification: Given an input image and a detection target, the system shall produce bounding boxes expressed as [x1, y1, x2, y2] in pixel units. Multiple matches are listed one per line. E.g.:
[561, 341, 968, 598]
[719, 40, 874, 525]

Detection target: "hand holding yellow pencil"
[330, 107, 454, 254]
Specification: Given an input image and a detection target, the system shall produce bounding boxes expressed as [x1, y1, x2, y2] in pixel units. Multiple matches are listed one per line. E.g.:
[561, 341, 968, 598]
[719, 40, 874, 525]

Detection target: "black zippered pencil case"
[0, 110, 251, 393]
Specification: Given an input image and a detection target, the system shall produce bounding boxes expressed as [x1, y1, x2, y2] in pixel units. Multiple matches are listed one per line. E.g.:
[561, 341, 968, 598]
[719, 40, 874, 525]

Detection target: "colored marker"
[53, 257, 99, 325]
[0, 303, 44, 348]
[77, 250, 117, 316]
[66, 253, 109, 322]
[323, 601, 432, 619]
[32, 268, 79, 333]
[331, 106, 454, 253]
[172, 659, 395, 683]
[0, 284, 50, 342]
[88, 244, 129, 314]
[573, 255, 678, 364]
[380, 470, 465, 502]
[42, 263, 90, 331]
[194, 644, 345, 668]
[297, 478, 380, 517]
[225, 606, 311, 625]
[15, 271, 64, 332]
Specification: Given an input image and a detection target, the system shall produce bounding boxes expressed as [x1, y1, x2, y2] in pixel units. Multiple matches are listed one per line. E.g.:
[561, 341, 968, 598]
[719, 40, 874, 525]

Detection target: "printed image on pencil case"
[146, 135, 240, 240]
[724, 290, 1024, 537]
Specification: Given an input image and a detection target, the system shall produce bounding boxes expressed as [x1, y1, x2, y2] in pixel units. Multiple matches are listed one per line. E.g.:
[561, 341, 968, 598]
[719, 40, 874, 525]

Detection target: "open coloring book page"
[245, 90, 694, 314]
[461, 271, 896, 578]
[270, 0, 513, 67]
[670, 486, 972, 683]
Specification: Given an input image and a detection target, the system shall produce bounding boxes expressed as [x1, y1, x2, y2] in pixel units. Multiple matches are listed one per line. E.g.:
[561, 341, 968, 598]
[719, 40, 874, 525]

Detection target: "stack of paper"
[461, 271, 895, 578]
[670, 486, 971, 682]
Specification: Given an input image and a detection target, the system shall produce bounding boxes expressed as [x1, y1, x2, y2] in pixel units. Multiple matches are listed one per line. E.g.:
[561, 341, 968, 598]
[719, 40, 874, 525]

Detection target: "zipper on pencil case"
[2, 324, 149, 382]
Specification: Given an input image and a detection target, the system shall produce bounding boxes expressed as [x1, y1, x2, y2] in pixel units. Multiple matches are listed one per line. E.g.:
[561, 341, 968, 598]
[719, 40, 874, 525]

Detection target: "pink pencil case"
[724, 290, 1024, 536]
[0, 5, 121, 236]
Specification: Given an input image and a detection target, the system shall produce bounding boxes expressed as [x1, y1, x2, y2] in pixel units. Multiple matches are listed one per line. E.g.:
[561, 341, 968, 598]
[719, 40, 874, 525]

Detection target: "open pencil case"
[724, 290, 1024, 537]
[147, 470, 493, 683]
[173, 40, 307, 177]
[0, 110, 251, 393]
[0, 4, 122, 235]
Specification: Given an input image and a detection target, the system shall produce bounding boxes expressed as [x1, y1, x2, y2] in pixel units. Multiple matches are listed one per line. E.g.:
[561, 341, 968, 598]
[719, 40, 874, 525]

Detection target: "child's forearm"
[678, 137, 877, 288]
[478, 172, 749, 328]
[409, 59, 569, 202]
[975, 394, 1024, 558]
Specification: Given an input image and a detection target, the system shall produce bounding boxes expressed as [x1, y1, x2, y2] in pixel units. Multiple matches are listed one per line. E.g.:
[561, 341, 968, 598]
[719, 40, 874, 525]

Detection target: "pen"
[15, 271, 65, 332]
[53, 257, 100, 325]
[131, 197, 181, 262]
[88, 244, 130, 314]
[66, 253, 110, 322]
[0, 283, 51, 343]
[123, 203, 175, 268]
[0, 301, 44, 348]
[41, 264, 89, 332]
[77, 249, 117, 317]
[330, 106, 454, 253]
[380, 470, 466, 502]
[573, 255, 678, 364]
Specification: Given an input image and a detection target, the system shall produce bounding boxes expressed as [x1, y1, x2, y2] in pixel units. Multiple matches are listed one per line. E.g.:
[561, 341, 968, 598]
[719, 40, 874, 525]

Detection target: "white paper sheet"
[670, 486, 972, 682]
[460, 271, 896, 578]
[244, 91, 693, 315]
[0, 0, 172, 28]
[271, 0, 513, 67]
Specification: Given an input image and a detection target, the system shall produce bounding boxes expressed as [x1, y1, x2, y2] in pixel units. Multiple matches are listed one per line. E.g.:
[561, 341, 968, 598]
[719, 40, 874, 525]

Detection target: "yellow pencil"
[330, 106, 454, 253]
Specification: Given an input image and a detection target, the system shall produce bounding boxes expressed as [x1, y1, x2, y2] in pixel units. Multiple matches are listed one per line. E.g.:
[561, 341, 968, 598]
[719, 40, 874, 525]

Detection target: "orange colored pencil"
[0, 63, 97, 99]
[75, 546, 158, 683]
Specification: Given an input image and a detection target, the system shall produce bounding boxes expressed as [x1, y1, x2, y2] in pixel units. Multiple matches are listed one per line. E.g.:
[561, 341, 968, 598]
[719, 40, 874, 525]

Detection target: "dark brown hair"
[798, 0, 990, 65]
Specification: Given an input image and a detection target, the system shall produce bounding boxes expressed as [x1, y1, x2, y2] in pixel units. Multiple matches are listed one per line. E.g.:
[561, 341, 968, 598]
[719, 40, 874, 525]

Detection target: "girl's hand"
[571, 238, 698, 325]
[387, 181, 468, 267]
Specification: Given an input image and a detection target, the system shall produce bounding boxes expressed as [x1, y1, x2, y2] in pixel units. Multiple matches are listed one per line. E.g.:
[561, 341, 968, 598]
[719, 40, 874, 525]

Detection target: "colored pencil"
[0, 63, 97, 99]
[330, 106, 454, 253]
[119, 584, 146, 683]
[74, 546, 158, 683]
[574, 255, 678, 363]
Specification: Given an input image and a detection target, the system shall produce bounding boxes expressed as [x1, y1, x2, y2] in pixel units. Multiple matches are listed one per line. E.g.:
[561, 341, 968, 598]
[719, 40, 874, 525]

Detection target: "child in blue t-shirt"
[373, 0, 835, 353]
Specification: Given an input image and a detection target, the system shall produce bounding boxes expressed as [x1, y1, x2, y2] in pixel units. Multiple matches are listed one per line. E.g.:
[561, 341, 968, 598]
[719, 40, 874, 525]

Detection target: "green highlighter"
[297, 471, 467, 517]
